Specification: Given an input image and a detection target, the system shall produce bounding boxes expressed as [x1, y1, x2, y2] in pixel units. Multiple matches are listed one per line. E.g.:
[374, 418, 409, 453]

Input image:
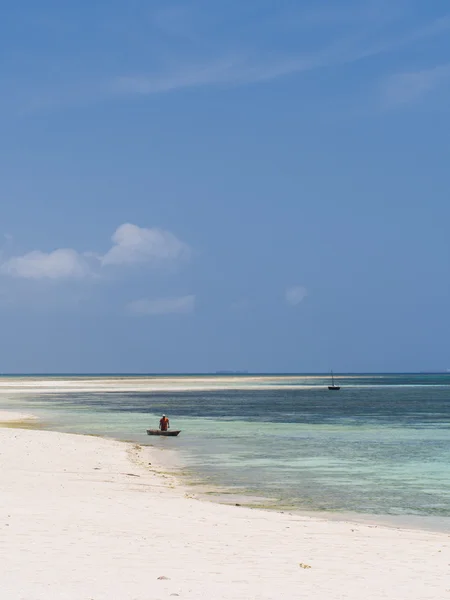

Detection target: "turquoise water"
[1, 374, 449, 528]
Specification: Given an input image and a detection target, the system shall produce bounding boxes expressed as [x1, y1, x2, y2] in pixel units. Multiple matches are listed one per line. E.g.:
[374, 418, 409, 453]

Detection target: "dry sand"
[0, 416, 449, 599]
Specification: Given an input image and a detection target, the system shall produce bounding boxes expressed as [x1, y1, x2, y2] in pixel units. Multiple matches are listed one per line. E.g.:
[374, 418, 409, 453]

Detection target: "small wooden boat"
[328, 370, 340, 391]
[146, 429, 181, 437]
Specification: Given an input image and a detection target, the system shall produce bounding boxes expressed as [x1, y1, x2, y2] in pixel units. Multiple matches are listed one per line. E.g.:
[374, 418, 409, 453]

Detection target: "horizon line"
[0, 371, 448, 377]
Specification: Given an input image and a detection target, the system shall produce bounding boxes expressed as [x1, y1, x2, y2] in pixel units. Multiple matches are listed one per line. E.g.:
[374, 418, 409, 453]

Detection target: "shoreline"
[3, 410, 450, 535]
[180, 476, 450, 535]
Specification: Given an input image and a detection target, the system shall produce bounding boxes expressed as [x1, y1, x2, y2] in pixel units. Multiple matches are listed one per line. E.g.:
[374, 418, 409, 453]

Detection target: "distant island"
[215, 371, 249, 375]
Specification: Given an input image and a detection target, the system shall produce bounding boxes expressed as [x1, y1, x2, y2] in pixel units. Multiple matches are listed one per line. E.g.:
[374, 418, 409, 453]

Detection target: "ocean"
[1, 373, 449, 530]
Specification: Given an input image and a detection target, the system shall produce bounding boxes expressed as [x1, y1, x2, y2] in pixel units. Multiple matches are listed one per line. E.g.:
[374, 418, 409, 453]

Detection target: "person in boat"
[159, 414, 170, 432]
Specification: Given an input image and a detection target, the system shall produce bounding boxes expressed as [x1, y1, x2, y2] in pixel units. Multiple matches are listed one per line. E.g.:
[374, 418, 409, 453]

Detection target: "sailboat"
[328, 370, 340, 391]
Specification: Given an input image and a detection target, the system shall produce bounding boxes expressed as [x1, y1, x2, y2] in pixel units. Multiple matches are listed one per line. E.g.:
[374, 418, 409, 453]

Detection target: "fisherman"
[159, 414, 170, 432]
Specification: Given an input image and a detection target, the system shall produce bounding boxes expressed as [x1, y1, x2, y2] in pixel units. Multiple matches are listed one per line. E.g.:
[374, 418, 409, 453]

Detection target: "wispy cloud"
[112, 59, 241, 96]
[10, 2, 450, 113]
[381, 63, 450, 107]
[109, 14, 450, 98]
[127, 295, 195, 316]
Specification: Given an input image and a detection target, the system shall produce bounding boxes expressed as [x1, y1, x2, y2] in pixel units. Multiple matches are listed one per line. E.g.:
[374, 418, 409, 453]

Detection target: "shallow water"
[1, 374, 449, 529]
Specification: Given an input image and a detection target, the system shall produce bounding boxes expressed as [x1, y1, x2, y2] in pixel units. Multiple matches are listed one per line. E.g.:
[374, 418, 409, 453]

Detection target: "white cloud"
[286, 286, 308, 306]
[0, 249, 90, 280]
[127, 295, 195, 315]
[101, 223, 190, 267]
[0, 223, 190, 280]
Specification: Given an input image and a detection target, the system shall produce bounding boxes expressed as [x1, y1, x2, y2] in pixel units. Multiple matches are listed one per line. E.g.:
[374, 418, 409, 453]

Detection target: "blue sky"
[1, 0, 449, 373]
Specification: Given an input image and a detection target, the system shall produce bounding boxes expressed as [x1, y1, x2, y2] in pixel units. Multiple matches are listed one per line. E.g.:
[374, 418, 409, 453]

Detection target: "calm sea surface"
[1, 374, 449, 528]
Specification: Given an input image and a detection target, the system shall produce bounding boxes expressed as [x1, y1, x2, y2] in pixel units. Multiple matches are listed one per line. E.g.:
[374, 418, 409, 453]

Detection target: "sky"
[0, 0, 449, 373]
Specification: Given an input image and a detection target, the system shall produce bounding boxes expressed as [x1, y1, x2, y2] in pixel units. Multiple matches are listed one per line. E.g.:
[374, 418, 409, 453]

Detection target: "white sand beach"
[0, 418, 449, 600]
